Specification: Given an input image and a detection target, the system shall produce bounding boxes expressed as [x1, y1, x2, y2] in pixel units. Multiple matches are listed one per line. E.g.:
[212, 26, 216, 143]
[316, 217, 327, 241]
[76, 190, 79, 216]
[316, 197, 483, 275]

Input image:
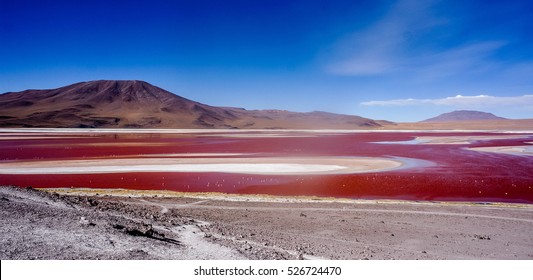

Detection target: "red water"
[1, 131, 532, 203]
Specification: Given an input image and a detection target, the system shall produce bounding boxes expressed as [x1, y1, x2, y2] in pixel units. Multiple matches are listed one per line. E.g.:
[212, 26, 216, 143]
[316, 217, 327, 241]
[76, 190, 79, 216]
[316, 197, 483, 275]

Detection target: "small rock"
[79, 216, 89, 225]
[87, 198, 98, 206]
[129, 249, 149, 257]
[474, 234, 491, 240]
[113, 224, 125, 230]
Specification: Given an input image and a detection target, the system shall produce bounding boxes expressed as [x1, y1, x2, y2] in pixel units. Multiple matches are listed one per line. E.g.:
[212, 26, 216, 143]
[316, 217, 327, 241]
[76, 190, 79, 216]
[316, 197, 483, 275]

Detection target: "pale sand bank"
[412, 135, 532, 145]
[0, 156, 406, 175]
[137, 153, 251, 157]
[467, 145, 533, 156]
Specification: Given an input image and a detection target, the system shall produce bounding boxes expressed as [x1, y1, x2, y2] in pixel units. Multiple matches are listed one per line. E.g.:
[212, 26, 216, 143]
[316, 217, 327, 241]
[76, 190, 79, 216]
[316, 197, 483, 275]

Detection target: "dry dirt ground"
[1, 186, 532, 260]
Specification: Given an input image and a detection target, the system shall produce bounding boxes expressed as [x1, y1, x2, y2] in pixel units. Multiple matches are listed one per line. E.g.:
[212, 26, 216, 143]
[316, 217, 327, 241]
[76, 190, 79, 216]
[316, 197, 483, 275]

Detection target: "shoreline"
[39, 187, 533, 209]
[2, 127, 533, 134]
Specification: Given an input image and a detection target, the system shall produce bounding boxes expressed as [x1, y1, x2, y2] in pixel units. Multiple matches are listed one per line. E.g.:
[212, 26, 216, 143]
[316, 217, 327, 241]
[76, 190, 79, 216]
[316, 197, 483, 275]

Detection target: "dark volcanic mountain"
[0, 80, 384, 129]
[421, 110, 507, 122]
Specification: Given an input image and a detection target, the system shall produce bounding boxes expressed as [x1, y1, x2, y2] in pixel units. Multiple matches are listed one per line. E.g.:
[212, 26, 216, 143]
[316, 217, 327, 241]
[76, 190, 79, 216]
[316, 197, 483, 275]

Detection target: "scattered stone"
[86, 198, 98, 206]
[129, 249, 149, 257]
[79, 216, 90, 226]
[112, 224, 125, 230]
[474, 234, 491, 240]
[126, 223, 154, 237]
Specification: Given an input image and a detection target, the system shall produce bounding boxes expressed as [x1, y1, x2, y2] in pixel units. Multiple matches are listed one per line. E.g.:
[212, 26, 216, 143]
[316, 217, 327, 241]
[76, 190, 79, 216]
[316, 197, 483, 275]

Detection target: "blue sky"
[1, 0, 532, 121]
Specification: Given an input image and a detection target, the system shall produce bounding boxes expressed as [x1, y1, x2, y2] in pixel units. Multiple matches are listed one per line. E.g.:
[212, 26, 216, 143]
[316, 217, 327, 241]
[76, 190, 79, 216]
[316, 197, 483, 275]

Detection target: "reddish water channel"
[1, 130, 532, 203]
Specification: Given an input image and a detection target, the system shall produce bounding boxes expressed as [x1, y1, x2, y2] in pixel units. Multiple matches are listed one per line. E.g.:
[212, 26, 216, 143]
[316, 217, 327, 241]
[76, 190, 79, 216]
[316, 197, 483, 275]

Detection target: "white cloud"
[361, 94, 533, 107]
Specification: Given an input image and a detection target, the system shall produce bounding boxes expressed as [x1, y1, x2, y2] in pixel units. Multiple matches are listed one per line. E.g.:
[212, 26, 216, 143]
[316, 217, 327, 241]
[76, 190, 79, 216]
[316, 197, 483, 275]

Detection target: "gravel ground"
[1, 186, 532, 260]
[0, 186, 244, 259]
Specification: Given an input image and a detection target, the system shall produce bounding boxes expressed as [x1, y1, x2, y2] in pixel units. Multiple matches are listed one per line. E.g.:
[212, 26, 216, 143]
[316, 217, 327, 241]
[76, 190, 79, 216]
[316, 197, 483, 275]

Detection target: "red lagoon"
[0, 130, 532, 203]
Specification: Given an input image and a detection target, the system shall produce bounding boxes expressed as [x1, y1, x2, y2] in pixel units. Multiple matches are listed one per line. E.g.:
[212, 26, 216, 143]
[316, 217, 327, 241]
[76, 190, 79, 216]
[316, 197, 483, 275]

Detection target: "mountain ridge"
[0, 80, 384, 129]
[421, 110, 507, 122]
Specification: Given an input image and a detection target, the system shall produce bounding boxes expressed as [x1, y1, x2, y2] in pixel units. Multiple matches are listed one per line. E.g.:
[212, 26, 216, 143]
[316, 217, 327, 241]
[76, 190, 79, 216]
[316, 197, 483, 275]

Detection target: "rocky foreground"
[1, 186, 532, 260]
[0, 186, 244, 259]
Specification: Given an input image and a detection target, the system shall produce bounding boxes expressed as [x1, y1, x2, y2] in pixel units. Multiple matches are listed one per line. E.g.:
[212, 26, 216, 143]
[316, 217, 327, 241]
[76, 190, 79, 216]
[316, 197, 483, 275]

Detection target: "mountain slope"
[0, 80, 384, 129]
[421, 110, 507, 122]
[0, 80, 242, 128]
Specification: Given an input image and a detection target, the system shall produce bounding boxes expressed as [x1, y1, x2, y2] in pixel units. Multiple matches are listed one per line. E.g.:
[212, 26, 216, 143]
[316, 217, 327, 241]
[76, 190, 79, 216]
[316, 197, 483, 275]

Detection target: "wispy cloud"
[411, 41, 506, 80]
[361, 94, 533, 107]
[324, 0, 512, 80]
[326, 0, 444, 76]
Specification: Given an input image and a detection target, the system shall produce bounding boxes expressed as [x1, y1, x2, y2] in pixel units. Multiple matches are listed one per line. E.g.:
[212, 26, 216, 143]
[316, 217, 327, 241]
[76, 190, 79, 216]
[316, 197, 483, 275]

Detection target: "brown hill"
[0, 80, 383, 129]
[421, 110, 507, 122]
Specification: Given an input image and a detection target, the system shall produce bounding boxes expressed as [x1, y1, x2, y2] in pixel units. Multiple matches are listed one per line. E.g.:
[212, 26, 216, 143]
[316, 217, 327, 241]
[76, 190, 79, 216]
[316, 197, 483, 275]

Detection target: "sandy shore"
[371, 134, 533, 145]
[410, 135, 532, 145]
[467, 145, 533, 156]
[0, 156, 407, 175]
[1, 186, 532, 260]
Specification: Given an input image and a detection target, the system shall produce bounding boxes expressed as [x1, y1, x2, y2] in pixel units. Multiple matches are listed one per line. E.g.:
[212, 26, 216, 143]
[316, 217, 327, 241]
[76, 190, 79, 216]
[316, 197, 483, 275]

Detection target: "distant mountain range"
[0, 80, 388, 129]
[421, 110, 507, 122]
[1, 80, 524, 129]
